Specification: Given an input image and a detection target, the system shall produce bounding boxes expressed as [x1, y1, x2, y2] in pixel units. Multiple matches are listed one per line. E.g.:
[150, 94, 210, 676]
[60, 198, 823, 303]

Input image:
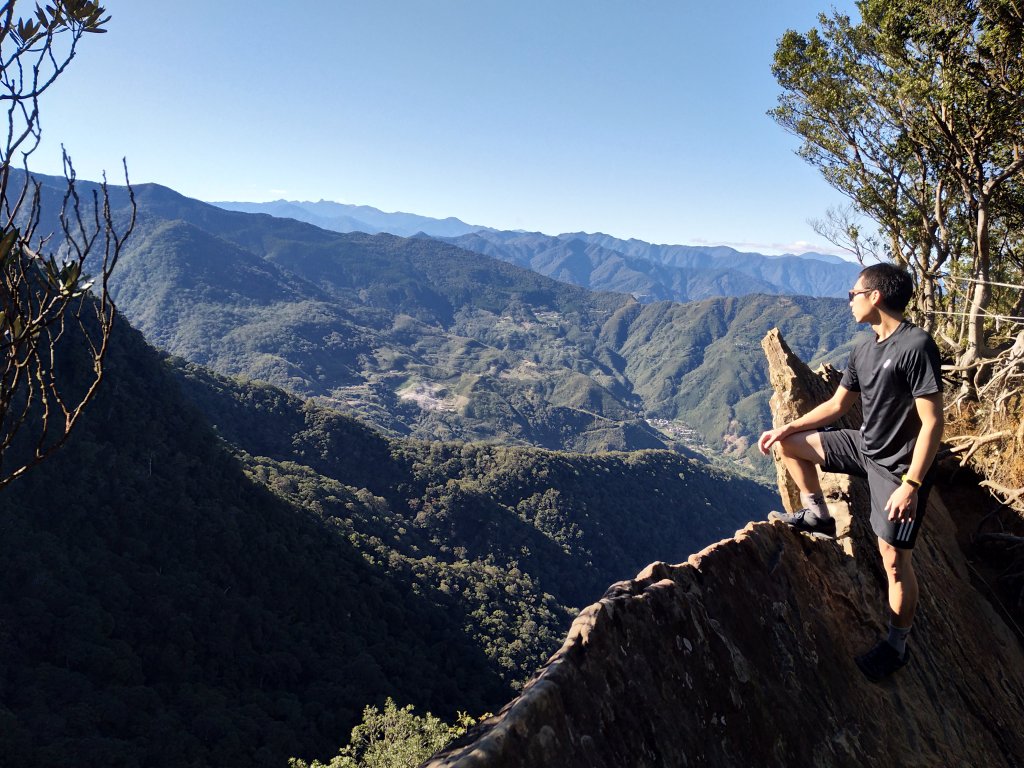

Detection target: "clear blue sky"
[34, 0, 860, 254]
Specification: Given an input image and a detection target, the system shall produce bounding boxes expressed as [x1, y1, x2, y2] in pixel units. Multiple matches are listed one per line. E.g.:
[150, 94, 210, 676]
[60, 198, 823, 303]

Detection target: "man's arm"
[884, 392, 944, 521]
[758, 385, 860, 454]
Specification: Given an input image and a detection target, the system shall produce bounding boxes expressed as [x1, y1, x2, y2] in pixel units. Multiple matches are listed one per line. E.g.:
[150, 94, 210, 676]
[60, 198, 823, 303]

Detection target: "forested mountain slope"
[607, 294, 864, 461]
[562, 231, 859, 297]
[0, 315, 774, 767]
[434, 230, 780, 302]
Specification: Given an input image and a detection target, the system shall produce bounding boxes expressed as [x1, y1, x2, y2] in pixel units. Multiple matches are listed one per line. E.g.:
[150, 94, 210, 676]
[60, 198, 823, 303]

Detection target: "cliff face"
[423, 330, 1024, 768]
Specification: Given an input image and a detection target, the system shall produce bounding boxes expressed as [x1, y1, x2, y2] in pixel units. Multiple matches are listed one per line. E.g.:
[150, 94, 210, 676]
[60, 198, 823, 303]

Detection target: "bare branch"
[0, 0, 128, 491]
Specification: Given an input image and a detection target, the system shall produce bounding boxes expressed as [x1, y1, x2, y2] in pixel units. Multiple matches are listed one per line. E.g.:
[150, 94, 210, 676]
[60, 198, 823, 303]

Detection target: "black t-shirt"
[840, 321, 943, 473]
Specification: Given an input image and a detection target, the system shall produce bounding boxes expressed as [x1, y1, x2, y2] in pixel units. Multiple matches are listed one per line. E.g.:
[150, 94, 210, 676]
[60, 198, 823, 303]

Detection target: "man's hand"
[758, 425, 790, 455]
[884, 483, 918, 522]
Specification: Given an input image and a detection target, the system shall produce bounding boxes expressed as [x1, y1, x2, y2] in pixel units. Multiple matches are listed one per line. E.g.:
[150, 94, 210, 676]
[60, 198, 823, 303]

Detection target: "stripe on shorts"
[896, 519, 913, 543]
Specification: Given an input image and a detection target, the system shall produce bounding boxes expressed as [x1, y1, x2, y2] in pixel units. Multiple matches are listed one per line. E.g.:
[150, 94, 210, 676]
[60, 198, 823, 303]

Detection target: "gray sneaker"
[768, 508, 837, 539]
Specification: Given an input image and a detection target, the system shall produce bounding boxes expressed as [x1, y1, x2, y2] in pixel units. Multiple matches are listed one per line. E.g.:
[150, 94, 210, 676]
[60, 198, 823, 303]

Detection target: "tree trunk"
[958, 203, 994, 395]
[917, 254, 936, 332]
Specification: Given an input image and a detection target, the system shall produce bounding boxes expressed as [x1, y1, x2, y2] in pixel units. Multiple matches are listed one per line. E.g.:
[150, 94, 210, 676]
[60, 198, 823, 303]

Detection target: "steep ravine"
[422, 331, 1024, 768]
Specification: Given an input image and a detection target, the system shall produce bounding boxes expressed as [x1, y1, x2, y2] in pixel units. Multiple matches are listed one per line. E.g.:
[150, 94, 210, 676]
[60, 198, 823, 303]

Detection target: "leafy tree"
[0, 0, 135, 488]
[289, 698, 477, 768]
[771, 0, 1024, 387]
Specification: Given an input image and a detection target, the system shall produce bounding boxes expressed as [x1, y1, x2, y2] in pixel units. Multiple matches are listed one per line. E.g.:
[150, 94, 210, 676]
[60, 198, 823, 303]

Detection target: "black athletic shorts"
[817, 428, 931, 550]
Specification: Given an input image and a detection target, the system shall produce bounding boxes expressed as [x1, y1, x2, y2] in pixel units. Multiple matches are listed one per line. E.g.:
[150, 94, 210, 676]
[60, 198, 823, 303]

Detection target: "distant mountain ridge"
[437, 230, 862, 302]
[209, 199, 861, 301]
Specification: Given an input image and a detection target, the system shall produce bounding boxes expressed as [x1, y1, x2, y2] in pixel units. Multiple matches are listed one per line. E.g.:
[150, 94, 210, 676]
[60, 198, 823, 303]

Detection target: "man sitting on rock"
[757, 263, 944, 682]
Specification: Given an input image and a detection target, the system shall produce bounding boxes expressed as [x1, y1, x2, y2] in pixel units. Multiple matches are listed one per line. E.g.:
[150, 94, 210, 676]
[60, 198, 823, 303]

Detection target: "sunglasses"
[848, 289, 873, 302]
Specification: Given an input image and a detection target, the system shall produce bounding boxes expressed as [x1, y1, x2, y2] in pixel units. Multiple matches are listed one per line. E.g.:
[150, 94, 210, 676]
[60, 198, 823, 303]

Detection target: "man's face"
[848, 278, 876, 322]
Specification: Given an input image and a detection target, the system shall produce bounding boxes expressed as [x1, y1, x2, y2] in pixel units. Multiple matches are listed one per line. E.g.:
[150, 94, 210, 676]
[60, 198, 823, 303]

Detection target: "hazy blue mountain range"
[0, 300, 774, 766]
[22, 171, 862, 471]
[210, 199, 861, 300]
[560, 232, 850, 265]
[213, 199, 487, 238]
[438, 230, 862, 301]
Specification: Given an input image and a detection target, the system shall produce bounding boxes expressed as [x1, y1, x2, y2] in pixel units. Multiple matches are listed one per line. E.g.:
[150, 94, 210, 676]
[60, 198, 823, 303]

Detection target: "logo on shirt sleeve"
[883, 358, 892, 369]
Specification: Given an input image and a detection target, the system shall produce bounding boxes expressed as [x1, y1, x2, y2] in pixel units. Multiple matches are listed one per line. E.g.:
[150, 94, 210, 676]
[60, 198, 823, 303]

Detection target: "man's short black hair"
[859, 263, 914, 312]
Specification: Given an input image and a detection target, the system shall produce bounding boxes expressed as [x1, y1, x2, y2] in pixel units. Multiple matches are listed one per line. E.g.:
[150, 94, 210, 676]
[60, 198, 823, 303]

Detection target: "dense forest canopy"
[0, 317, 775, 766]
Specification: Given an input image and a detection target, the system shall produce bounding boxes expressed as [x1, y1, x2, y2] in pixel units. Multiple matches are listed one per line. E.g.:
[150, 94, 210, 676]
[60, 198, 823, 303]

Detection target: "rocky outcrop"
[423, 330, 1024, 768]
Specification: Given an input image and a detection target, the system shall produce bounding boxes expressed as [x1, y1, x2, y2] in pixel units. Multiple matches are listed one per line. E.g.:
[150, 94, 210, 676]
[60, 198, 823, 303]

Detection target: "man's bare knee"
[778, 431, 826, 465]
[878, 539, 912, 579]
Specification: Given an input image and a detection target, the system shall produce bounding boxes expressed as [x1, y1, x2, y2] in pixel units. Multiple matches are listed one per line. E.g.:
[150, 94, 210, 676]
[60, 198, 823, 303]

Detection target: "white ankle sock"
[887, 623, 911, 657]
[800, 492, 830, 519]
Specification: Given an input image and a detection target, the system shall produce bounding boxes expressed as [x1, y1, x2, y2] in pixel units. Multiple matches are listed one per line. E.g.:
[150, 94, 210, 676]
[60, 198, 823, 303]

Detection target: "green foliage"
[6, 0, 109, 43]
[290, 698, 477, 768]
